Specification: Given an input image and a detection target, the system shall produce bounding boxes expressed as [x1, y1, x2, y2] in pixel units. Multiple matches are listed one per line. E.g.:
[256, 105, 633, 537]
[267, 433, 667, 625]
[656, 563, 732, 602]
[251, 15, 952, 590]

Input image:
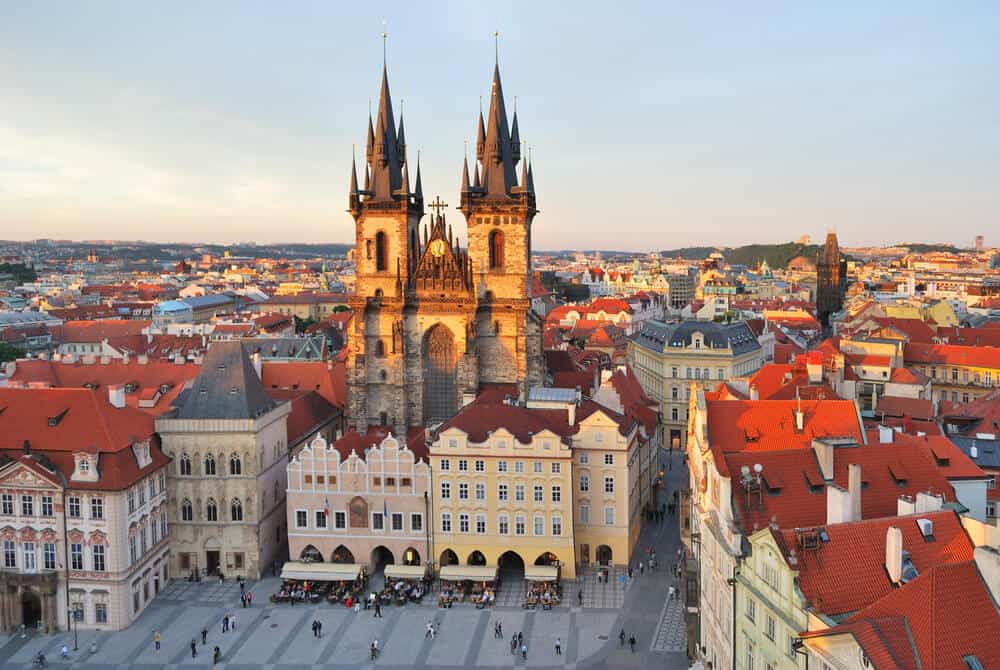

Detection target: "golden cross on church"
[427, 196, 448, 217]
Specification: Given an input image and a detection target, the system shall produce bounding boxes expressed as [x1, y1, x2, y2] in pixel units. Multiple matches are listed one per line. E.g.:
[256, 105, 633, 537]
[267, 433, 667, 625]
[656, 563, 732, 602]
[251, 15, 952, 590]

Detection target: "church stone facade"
[346, 58, 544, 434]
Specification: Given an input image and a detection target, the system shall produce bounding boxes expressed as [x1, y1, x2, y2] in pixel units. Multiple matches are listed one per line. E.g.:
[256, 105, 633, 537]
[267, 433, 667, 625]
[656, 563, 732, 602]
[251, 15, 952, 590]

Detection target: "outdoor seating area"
[271, 562, 368, 606]
[524, 565, 561, 610]
[437, 565, 500, 608]
[381, 564, 430, 605]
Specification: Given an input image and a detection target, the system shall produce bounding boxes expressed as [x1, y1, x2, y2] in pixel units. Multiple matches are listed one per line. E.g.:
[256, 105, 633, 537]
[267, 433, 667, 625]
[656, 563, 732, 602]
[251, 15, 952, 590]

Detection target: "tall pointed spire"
[526, 147, 535, 194]
[366, 113, 375, 163]
[367, 46, 404, 201]
[519, 142, 528, 190]
[349, 150, 359, 195]
[477, 59, 517, 196]
[397, 106, 406, 162]
[400, 159, 410, 196]
[473, 161, 481, 190]
[461, 154, 470, 194]
[510, 107, 521, 163]
[475, 109, 486, 162]
[414, 150, 423, 201]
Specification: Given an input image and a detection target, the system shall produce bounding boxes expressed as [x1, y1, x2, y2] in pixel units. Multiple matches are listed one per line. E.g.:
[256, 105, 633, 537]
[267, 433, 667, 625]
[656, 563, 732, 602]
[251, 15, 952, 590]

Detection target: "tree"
[0, 342, 26, 363]
[294, 316, 316, 334]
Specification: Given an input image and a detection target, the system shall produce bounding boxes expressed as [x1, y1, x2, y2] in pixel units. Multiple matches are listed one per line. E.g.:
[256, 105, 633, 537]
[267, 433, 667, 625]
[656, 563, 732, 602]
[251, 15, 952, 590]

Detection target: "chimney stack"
[749, 384, 759, 401]
[915, 491, 944, 513]
[848, 463, 862, 521]
[812, 439, 834, 480]
[878, 425, 894, 444]
[826, 484, 852, 525]
[108, 384, 126, 409]
[885, 526, 903, 584]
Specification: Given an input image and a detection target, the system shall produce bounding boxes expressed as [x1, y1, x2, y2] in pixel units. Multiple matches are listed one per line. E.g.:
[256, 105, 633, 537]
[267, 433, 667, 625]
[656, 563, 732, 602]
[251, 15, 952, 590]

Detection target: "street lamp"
[72, 605, 83, 651]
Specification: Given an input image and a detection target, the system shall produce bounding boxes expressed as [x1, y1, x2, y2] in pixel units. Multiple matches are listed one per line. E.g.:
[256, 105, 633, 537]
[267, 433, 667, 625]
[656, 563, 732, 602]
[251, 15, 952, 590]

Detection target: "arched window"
[179, 454, 191, 476]
[488, 229, 504, 269]
[206, 499, 218, 522]
[229, 453, 242, 475]
[375, 231, 387, 272]
[181, 499, 193, 521]
[374, 339, 385, 357]
[231, 498, 243, 521]
[204, 454, 216, 476]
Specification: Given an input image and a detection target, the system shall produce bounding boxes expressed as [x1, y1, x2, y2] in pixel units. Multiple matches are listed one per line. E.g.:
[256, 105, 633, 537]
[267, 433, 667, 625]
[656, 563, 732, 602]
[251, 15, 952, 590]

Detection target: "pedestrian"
[247, 591, 253, 606]
[620, 574, 626, 589]
[354, 599, 361, 613]
[555, 637, 562, 655]
[639, 561, 644, 576]
[511, 636, 517, 654]
[628, 567, 633, 580]
[312, 620, 318, 638]
[241, 593, 247, 608]
[317, 620, 322, 638]
[201, 628, 208, 645]
[213, 646, 221, 665]
[240, 578, 246, 594]
[290, 592, 295, 607]
[190, 639, 198, 658]
[629, 634, 636, 653]
[518, 631, 523, 646]
[427, 621, 435, 639]
[154, 630, 161, 651]
[218, 573, 224, 585]
[669, 585, 676, 601]
[374, 601, 382, 618]
[230, 613, 236, 631]
[222, 615, 229, 633]
[577, 590, 583, 606]
[521, 643, 528, 660]
[619, 628, 626, 647]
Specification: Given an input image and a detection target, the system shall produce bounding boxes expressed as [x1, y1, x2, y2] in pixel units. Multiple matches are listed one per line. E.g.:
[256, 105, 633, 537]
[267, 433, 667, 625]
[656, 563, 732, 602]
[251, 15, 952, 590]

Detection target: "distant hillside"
[660, 242, 821, 269]
[896, 243, 960, 254]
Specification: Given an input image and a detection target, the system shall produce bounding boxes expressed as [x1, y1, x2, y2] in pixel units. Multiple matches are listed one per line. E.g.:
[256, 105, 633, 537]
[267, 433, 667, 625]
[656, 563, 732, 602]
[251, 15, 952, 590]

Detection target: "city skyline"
[1, 2, 998, 249]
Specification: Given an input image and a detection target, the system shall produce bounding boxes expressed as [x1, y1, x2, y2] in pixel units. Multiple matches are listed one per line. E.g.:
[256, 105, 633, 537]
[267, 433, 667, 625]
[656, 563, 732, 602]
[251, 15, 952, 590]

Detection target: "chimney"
[812, 439, 834, 480]
[22, 440, 31, 455]
[915, 491, 944, 513]
[806, 357, 823, 383]
[108, 384, 126, 409]
[848, 463, 862, 521]
[897, 495, 916, 516]
[600, 369, 613, 386]
[885, 526, 903, 584]
[826, 484, 852, 525]
[568, 399, 577, 427]
[122, 352, 130, 365]
[251, 351, 262, 379]
[794, 392, 804, 431]
[137, 354, 149, 365]
[749, 384, 759, 401]
[878, 425, 894, 444]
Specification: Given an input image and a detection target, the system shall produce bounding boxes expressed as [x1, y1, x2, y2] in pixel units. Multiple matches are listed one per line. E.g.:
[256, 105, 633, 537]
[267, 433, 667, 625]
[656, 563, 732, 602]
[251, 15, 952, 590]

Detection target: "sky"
[0, 2, 998, 251]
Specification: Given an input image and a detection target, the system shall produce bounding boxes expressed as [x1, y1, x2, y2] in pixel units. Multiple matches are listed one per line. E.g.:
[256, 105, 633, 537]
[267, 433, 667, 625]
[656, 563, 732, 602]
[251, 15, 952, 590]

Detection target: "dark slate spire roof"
[461, 156, 470, 193]
[479, 63, 518, 197]
[475, 111, 486, 162]
[821, 231, 840, 266]
[367, 64, 404, 201]
[413, 153, 423, 201]
[510, 110, 521, 163]
[176, 341, 277, 420]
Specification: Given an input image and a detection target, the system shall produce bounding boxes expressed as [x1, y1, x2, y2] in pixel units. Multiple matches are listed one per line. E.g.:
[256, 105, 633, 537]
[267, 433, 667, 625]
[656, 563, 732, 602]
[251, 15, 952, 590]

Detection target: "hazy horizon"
[1, 2, 997, 250]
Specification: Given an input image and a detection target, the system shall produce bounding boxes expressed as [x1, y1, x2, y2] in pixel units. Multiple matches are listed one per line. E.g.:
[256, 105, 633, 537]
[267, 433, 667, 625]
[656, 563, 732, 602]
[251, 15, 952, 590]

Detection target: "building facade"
[344, 57, 544, 436]
[157, 342, 290, 580]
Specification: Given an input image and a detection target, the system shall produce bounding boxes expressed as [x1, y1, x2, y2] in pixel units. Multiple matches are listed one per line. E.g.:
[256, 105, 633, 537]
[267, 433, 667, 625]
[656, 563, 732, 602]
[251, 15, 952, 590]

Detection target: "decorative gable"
[71, 452, 100, 483]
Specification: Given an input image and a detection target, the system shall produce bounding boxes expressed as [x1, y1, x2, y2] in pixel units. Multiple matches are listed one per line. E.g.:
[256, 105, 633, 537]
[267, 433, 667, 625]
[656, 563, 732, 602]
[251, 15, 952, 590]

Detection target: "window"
[515, 485, 525, 502]
[718, 368, 725, 380]
[498, 483, 509, 501]
[138, 483, 146, 506]
[533, 461, 543, 473]
[441, 513, 452, 532]
[127, 490, 136, 514]
[151, 517, 159, 544]
[765, 614, 775, 640]
[514, 461, 525, 473]
[2, 541, 14, 568]
[95, 604, 108, 624]
[230, 454, 242, 475]
[604, 477, 615, 494]
[375, 231, 387, 271]
[90, 497, 104, 520]
[578, 453, 589, 465]
[671, 366, 678, 378]
[671, 407, 679, 421]
[159, 471, 166, 493]
[439, 459, 451, 471]
[21, 495, 33, 517]
[533, 485, 544, 503]
[231, 499, 243, 521]
[746, 596, 756, 622]
[534, 515, 544, 536]
[22, 542, 36, 572]
[334, 511, 347, 529]
[43, 543, 56, 570]
[129, 536, 137, 564]
[93, 545, 106, 572]
[0, 494, 12, 516]
[79, 458, 90, 473]
[458, 459, 468, 472]
[498, 514, 509, 535]
[41, 495, 53, 517]
[410, 513, 422, 532]
[515, 515, 526, 536]
[763, 562, 779, 590]
[604, 453, 614, 465]
[179, 497, 193, 521]
[475, 514, 486, 534]
[475, 460, 485, 472]
[604, 506, 615, 525]
[458, 513, 470, 533]
[551, 485, 561, 503]
[372, 512, 384, 531]
[497, 460, 508, 473]
[595, 432, 604, 443]
[206, 499, 218, 522]
[161, 511, 167, 538]
[551, 462, 561, 474]
[746, 642, 755, 670]
[488, 229, 504, 269]
[440, 481, 451, 499]
[70, 543, 83, 570]
[180, 453, 191, 475]
[140, 526, 147, 555]
[204, 454, 216, 476]
[459, 483, 469, 500]
[686, 367, 692, 378]
[391, 512, 403, 531]
[580, 504, 590, 524]
[552, 516, 562, 536]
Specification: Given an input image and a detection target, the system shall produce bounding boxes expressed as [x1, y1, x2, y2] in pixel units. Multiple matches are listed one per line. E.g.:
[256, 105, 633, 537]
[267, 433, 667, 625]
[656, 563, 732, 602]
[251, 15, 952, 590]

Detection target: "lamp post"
[72, 605, 82, 651]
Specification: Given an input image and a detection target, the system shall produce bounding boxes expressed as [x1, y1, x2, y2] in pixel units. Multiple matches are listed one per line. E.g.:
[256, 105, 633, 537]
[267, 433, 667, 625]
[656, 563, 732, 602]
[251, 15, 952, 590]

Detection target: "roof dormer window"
[79, 458, 89, 473]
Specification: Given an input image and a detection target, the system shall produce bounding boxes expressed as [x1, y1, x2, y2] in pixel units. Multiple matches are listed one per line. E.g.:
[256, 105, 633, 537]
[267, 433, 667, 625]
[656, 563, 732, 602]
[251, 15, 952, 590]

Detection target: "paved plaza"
[0, 453, 690, 670]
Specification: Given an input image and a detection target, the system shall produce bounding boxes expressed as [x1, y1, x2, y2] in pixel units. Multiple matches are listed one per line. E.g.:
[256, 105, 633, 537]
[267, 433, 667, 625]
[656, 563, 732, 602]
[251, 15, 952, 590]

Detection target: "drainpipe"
[726, 558, 742, 670]
[61, 481, 71, 634]
[423, 491, 431, 568]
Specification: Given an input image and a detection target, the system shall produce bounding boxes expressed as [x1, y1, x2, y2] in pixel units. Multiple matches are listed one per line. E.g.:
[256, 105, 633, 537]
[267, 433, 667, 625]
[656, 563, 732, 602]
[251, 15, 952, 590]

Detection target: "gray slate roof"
[632, 320, 761, 356]
[950, 436, 1000, 470]
[177, 341, 277, 420]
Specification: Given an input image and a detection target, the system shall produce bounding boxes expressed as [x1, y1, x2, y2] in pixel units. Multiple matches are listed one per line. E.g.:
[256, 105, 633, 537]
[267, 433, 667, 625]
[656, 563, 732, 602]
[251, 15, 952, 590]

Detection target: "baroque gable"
[0, 460, 61, 491]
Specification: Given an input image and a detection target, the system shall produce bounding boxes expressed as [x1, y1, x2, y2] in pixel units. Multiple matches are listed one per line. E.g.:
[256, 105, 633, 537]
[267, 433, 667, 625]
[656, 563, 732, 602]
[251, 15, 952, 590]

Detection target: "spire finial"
[494, 29, 500, 66]
[381, 20, 388, 68]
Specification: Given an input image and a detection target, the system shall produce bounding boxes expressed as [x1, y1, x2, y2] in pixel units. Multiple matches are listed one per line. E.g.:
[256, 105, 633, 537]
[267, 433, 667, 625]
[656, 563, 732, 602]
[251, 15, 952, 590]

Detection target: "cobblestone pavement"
[0, 450, 690, 670]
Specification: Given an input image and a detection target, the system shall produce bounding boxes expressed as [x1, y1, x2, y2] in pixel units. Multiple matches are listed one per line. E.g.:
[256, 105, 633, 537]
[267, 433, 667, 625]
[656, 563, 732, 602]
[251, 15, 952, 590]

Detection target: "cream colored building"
[630, 319, 762, 449]
[157, 342, 290, 580]
[286, 430, 432, 570]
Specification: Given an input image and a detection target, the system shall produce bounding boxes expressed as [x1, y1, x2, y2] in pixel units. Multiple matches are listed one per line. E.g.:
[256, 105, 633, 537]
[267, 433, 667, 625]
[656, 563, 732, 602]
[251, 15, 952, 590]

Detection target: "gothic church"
[345, 55, 545, 435]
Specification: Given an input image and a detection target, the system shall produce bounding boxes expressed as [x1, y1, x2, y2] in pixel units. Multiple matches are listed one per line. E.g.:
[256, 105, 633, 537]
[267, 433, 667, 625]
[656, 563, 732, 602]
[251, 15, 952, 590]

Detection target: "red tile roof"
[333, 425, 428, 461]
[266, 389, 340, 447]
[904, 434, 987, 480]
[707, 399, 863, 454]
[260, 360, 346, 408]
[779, 510, 973, 617]
[875, 396, 935, 421]
[904, 342, 1000, 370]
[53, 319, 151, 342]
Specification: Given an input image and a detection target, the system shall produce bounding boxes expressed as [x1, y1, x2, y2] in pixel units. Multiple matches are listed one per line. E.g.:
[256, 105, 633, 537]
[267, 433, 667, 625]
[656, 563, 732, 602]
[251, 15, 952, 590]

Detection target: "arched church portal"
[422, 324, 457, 422]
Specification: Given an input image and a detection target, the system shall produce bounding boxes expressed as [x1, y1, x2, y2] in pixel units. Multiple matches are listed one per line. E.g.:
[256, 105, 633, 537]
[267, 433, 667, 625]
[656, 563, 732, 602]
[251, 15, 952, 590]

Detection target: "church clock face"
[429, 239, 447, 257]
